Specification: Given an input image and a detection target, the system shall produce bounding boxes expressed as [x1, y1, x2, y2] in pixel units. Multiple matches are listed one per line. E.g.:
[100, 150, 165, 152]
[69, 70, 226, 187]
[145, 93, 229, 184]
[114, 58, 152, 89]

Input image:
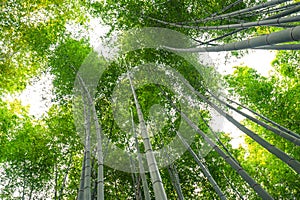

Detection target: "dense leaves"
[1, 0, 299, 199]
[225, 50, 300, 198]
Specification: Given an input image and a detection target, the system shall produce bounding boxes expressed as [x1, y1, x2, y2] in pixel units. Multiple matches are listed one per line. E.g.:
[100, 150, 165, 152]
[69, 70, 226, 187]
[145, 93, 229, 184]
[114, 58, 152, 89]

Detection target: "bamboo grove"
[0, 0, 299, 199]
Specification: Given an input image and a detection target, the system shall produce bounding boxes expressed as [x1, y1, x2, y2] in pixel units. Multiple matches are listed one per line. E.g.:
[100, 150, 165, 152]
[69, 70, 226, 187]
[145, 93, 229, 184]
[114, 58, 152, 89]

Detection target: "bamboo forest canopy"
[0, 0, 300, 199]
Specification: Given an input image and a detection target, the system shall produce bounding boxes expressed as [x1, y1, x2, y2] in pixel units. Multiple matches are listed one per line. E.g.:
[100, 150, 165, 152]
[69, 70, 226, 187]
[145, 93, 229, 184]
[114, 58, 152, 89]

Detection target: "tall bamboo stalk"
[162, 0, 289, 24]
[160, 91, 273, 199]
[177, 131, 226, 200]
[150, 16, 300, 30]
[77, 73, 104, 200]
[130, 109, 151, 200]
[128, 73, 168, 200]
[83, 95, 91, 200]
[78, 153, 85, 200]
[207, 90, 300, 145]
[225, 96, 300, 139]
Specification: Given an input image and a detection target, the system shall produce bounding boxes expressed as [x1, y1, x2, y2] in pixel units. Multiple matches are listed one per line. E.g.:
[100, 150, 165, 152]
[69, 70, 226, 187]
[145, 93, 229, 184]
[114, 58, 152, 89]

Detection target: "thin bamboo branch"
[210, 0, 243, 18]
[58, 154, 73, 200]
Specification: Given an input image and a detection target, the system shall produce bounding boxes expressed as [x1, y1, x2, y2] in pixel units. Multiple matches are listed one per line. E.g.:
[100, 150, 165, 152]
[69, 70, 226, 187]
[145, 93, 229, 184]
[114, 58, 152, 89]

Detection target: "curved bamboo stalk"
[128, 73, 168, 200]
[163, 26, 300, 52]
[207, 90, 300, 146]
[177, 131, 227, 200]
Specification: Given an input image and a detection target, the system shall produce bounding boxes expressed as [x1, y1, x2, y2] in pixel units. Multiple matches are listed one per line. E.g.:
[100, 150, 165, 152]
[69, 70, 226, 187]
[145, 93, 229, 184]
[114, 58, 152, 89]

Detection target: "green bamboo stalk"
[225, 97, 300, 139]
[207, 90, 300, 145]
[177, 131, 226, 200]
[76, 73, 104, 200]
[155, 15, 300, 31]
[130, 109, 151, 200]
[163, 26, 300, 52]
[254, 44, 300, 50]
[128, 73, 168, 200]
[177, 78, 300, 174]
[83, 95, 91, 200]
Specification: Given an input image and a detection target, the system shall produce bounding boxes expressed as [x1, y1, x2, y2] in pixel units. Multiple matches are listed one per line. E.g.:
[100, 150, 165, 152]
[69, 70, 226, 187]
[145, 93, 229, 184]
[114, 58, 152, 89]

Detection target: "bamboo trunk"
[207, 90, 300, 145]
[163, 26, 300, 52]
[128, 73, 168, 200]
[177, 131, 226, 200]
[225, 97, 300, 139]
[178, 78, 300, 174]
[131, 109, 151, 200]
[77, 73, 104, 200]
